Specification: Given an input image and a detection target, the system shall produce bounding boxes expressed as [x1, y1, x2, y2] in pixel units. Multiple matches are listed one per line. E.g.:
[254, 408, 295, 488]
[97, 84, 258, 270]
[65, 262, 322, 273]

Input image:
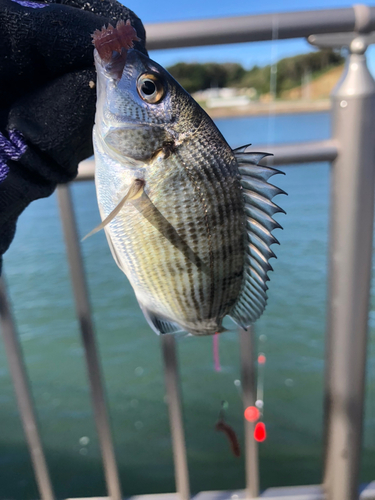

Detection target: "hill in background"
[166, 49, 345, 101]
[280, 64, 344, 101]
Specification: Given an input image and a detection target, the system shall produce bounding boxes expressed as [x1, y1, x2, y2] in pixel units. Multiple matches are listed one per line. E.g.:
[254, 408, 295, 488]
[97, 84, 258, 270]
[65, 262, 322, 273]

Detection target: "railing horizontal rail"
[262, 140, 338, 166]
[145, 6, 375, 50]
[75, 140, 338, 182]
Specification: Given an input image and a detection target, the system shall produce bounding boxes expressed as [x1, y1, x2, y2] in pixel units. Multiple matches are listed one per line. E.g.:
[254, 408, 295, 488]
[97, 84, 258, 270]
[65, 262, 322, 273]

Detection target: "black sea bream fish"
[90, 21, 285, 336]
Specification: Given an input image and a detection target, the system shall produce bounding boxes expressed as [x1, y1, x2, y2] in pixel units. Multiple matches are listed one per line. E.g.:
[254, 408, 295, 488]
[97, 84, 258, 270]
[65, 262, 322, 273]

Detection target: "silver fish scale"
[174, 135, 245, 319]
[96, 129, 245, 335]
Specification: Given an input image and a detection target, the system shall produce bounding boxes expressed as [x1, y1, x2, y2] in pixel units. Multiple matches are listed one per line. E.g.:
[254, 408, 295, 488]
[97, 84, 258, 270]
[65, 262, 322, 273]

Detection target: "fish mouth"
[92, 20, 140, 79]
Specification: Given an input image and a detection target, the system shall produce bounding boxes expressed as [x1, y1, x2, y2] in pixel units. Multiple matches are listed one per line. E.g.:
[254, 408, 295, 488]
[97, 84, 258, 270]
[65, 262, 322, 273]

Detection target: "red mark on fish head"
[254, 422, 267, 442]
[258, 354, 266, 365]
[92, 19, 140, 64]
[244, 406, 260, 422]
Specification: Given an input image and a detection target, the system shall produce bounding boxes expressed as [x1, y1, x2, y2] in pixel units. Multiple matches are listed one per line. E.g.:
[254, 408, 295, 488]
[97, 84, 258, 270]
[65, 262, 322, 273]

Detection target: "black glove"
[0, 0, 147, 268]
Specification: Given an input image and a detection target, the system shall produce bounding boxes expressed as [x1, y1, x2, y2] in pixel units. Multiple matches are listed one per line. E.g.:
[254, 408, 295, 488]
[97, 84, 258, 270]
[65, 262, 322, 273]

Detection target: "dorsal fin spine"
[247, 267, 268, 288]
[241, 177, 286, 199]
[246, 218, 280, 246]
[243, 190, 285, 216]
[238, 164, 284, 180]
[249, 244, 269, 266]
[243, 284, 267, 307]
[246, 257, 270, 281]
[229, 145, 285, 329]
[248, 274, 268, 293]
[246, 254, 273, 274]
[240, 290, 265, 315]
[248, 234, 277, 260]
[245, 205, 282, 231]
[236, 299, 261, 319]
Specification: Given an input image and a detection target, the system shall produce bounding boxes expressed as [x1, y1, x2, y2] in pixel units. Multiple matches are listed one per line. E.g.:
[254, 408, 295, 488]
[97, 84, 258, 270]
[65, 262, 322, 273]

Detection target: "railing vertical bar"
[239, 326, 259, 498]
[324, 41, 375, 500]
[161, 335, 190, 500]
[0, 276, 55, 500]
[57, 184, 122, 500]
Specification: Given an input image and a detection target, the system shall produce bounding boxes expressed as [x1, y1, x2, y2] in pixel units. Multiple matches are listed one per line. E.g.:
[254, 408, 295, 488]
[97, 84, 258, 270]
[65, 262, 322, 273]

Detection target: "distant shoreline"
[204, 99, 331, 119]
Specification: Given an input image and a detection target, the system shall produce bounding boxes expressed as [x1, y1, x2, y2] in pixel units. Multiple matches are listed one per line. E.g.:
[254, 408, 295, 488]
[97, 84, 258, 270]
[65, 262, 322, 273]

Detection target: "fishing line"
[213, 18, 280, 445]
[213, 331, 221, 372]
[368, 324, 375, 449]
[267, 15, 279, 149]
[256, 353, 266, 416]
[250, 18, 279, 443]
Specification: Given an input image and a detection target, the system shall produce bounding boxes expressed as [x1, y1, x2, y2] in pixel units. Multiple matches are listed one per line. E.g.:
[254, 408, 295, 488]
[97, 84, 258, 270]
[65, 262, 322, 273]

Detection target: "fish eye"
[137, 73, 165, 104]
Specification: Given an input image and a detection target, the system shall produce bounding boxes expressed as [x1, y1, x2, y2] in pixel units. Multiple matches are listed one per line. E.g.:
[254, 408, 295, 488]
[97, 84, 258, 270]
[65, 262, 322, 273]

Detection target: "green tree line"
[167, 49, 344, 95]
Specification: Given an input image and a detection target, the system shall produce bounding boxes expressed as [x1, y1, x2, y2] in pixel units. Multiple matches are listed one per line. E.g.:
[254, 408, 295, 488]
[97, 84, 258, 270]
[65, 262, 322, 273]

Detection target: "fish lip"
[94, 47, 129, 82]
[94, 48, 124, 79]
[94, 48, 106, 69]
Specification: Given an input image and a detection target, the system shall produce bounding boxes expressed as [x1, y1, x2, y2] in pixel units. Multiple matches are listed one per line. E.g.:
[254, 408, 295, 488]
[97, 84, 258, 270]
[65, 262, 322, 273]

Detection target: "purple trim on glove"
[11, 0, 48, 8]
[0, 130, 27, 183]
[0, 163, 9, 183]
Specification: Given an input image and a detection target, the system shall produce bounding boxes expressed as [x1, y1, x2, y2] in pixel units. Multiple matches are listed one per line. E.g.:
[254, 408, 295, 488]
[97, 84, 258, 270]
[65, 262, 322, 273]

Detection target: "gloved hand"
[0, 0, 147, 269]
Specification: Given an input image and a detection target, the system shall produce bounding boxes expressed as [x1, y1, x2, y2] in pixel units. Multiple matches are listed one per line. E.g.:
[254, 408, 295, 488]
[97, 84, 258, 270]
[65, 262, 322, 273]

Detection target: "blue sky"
[124, 0, 375, 75]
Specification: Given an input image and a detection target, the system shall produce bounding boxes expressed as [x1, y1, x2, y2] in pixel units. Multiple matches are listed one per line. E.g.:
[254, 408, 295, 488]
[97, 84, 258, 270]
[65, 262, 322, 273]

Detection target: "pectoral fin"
[83, 177, 208, 275]
[131, 191, 209, 275]
[138, 301, 183, 335]
[82, 179, 145, 241]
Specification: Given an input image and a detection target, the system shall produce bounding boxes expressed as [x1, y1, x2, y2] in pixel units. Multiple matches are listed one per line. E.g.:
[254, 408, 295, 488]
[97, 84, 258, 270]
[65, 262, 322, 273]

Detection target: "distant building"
[192, 87, 256, 108]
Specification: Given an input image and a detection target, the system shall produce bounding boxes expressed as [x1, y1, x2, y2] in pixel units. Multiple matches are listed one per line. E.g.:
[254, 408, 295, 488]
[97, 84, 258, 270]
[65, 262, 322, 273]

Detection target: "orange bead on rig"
[244, 406, 260, 422]
[258, 354, 266, 364]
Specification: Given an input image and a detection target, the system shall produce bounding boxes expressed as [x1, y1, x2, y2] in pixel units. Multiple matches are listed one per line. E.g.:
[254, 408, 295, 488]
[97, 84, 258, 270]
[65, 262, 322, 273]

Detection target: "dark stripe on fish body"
[131, 191, 209, 275]
[193, 146, 229, 317]
[208, 151, 242, 278]
[175, 151, 215, 321]
[191, 146, 241, 321]
[206, 152, 244, 319]
[186, 258, 203, 322]
[165, 256, 189, 317]
[185, 148, 223, 319]
[170, 179, 202, 321]
[168, 155, 208, 321]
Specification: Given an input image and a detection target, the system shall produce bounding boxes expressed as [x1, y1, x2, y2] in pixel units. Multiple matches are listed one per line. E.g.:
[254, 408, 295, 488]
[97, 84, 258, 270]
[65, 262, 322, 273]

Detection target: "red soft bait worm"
[215, 419, 241, 457]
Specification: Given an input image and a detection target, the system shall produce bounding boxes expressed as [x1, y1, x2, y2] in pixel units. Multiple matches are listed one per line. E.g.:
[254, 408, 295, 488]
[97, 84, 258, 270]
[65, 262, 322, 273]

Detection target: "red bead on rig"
[254, 422, 267, 442]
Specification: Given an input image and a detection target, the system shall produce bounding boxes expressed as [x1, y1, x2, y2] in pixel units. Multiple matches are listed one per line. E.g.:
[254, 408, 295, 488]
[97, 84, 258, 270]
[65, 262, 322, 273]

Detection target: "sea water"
[2, 112, 375, 499]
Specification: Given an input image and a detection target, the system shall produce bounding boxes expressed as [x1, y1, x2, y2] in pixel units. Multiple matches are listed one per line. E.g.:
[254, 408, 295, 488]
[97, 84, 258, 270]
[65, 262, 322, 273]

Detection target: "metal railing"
[1, 5, 375, 500]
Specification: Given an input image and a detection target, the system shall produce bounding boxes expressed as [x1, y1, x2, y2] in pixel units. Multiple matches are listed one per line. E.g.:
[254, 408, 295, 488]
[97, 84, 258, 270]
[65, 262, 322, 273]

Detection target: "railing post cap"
[332, 44, 375, 99]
